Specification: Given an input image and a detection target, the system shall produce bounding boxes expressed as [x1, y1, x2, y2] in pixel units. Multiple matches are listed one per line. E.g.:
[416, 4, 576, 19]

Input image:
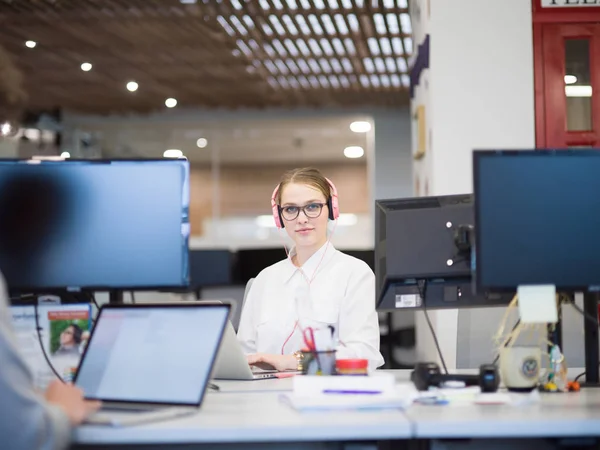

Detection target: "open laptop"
[194, 300, 299, 380]
[74, 302, 230, 426]
[211, 320, 281, 380]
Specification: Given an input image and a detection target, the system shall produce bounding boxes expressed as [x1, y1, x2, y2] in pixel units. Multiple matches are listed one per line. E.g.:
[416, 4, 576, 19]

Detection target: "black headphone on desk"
[411, 362, 500, 393]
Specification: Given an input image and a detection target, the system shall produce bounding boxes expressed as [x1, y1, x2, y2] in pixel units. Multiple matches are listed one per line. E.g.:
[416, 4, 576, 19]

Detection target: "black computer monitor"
[234, 248, 287, 284]
[375, 194, 513, 311]
[189, 249, 232, 289]
[0, 159, 190, 300]
[473, 149, 600, 384]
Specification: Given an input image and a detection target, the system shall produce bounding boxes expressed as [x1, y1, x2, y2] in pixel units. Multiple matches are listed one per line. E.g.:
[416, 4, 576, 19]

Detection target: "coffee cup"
[499, 346, 541, 391]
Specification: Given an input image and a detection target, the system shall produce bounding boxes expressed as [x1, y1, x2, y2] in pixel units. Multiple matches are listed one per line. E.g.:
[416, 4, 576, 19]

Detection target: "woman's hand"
[45, 380, 101, 425]
[246, 353, 297, 371]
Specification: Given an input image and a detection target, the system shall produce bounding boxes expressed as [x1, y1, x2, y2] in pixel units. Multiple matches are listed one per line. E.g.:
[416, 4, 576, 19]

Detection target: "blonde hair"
[275, 167, 332, 205]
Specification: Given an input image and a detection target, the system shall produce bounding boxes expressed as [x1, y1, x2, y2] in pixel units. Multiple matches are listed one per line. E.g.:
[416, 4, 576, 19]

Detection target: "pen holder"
[301, 350, 337, 376]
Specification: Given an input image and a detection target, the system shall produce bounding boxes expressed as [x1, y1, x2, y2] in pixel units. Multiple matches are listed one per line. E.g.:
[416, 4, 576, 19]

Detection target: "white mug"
[499, 346, 541, 391]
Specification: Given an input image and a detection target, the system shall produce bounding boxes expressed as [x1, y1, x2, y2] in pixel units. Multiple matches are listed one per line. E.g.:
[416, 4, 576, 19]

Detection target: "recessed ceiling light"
[165, 98, 178, 108]
[164, 149, 183, 158]
[60, 151, 71, 158]
[0, 121, 18, 137]
[196, 138, 208, 148]
[564, 74, 577, 85]
[81, 62, 92, 72]
[349, 121, 372, 133]
[180, 0, 197, 3]
[126, 81, 139, 92]
[25, 40, 36, 48]
[343, 146, 364, 158]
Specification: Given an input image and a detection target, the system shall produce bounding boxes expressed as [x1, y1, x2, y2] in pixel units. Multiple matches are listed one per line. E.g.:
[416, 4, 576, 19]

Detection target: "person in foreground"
[0, 172, 101, 450]
[237, 167, 384, 371]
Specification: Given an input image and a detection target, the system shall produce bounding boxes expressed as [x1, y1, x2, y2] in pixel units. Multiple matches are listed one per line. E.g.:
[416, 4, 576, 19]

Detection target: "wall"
[410, 0, 536, 369]
[188, 162, 368, 235]
[372, 110, 413, 202]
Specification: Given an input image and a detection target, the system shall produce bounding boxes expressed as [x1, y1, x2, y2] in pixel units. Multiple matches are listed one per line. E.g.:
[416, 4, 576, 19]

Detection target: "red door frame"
[532, 0, 600, 147]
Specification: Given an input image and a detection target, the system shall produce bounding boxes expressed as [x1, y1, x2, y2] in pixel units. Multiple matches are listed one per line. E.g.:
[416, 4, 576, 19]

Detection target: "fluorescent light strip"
[217, 16, 235, 36]
[346, 14, 359, 32]
[296, 15, 311, 34]
[386, 13, 399, 33]
[368, 38, 380, 55]
[332, 38, 345, 55]
[334, 14, 348, 34]
[308, 15, 324, 35]
[565, 85, 592, 97]
[373, 14, 386, 34]
[282, 15, 298, 35]
[284, 39, 299, 56]
[320, 38, 334, 56]
[400, 13, 412, 34]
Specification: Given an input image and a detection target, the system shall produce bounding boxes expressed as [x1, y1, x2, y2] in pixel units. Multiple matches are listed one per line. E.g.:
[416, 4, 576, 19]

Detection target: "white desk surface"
[74, 376, 412, 445]
[74, 369, 600, 445]
[407, 387, 600, 439]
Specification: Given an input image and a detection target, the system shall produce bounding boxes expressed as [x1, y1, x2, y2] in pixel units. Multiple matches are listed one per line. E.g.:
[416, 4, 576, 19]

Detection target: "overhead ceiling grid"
[0, 0, 412, 114]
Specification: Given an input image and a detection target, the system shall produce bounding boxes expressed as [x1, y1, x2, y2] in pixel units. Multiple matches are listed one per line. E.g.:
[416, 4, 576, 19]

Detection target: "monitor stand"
[582, 292, 600, 386]
[108, 290, 124, 304]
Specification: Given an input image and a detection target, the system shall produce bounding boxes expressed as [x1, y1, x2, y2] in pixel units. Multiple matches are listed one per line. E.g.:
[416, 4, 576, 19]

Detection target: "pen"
[322, 389, 382, 395]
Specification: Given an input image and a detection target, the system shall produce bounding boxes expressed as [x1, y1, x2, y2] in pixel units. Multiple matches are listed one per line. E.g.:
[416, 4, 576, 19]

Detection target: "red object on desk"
[336, 359, 368, 375]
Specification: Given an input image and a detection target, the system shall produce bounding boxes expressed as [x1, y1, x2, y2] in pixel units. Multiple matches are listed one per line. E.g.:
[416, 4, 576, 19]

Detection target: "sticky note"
[517, 284, 558, 324]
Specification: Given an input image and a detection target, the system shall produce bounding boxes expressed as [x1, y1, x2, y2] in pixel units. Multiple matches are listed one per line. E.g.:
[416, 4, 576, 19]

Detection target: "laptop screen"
[74, 304, 229, 406]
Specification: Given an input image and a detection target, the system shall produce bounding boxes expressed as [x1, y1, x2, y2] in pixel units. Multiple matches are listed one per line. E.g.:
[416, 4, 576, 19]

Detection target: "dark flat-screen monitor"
[0, 159, 190, 291]
[473, 150, 600, 292]
[375, 195, 512, 311]
[234, 248, 287, 284]
[473, 149, 600, 385]
[189, 249, 232, 288]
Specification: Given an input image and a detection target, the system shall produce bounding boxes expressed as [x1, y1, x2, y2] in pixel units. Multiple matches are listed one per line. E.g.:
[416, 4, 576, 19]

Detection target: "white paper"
[10, 304, 92, 390]
[517, 284, 558, 324]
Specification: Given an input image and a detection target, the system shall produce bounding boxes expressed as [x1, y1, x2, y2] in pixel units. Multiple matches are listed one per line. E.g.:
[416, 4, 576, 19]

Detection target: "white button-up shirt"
[237, 242, 384, 370]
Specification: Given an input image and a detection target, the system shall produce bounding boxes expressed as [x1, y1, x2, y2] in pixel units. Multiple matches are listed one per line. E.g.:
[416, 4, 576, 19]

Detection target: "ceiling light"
[0, 121, 18, 138]
[196, 138, 208, 148]
[343, 146, 364, 158]
[25, 40, 36, 48]
[60, 151, 71, 158]
[164, 149, 183, 158]
[180, 0, 197, 3]
[565, 85, 592, 97]
[126, 81, 139, 92]
[81, 62, 92, 72]
[165, 98, 178, 108]
[349, 121, 372, 133]
[564, 75, 577, 85]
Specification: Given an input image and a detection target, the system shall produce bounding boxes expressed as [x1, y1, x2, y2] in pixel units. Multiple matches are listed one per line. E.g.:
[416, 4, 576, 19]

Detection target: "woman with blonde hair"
[237, 167, 384, 371]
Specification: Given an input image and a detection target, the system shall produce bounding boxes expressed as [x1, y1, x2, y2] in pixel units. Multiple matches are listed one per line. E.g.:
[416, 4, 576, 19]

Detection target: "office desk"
[72, 377, 412, 450]
[72, 371, 600, 450]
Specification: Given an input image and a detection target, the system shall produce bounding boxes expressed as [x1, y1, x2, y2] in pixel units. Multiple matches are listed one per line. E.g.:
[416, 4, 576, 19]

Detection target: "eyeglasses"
[280, 202, 326, 221]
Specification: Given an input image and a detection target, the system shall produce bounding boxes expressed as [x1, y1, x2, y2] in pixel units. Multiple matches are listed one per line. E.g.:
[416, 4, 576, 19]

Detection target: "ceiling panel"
[0, 0, 412, 115]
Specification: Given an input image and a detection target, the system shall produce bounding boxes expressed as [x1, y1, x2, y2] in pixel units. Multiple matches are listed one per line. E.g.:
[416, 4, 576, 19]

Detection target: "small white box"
[293, 372, 397, 396]
[518, 284, 558, 324]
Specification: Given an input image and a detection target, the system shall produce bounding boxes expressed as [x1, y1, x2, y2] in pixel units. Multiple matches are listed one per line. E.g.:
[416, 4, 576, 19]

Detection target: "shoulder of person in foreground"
[0, 278, 72, 450]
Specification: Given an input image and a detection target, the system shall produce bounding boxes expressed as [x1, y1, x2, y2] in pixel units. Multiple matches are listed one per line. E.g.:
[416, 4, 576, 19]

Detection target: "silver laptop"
[211, 320, 280, 380]
[74, 302, 230, 426]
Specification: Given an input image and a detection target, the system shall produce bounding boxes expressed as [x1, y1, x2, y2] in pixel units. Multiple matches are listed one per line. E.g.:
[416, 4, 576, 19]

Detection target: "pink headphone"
[270, 178, 339, 229]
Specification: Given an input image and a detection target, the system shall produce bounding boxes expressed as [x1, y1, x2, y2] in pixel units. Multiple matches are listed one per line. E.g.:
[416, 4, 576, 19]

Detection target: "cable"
[33, 302, 66, 383]
[569, 299, 600, 383]
[417, 280, 449, 374]
[492, 319, 521, 365]
[131, 291, 136, 304]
